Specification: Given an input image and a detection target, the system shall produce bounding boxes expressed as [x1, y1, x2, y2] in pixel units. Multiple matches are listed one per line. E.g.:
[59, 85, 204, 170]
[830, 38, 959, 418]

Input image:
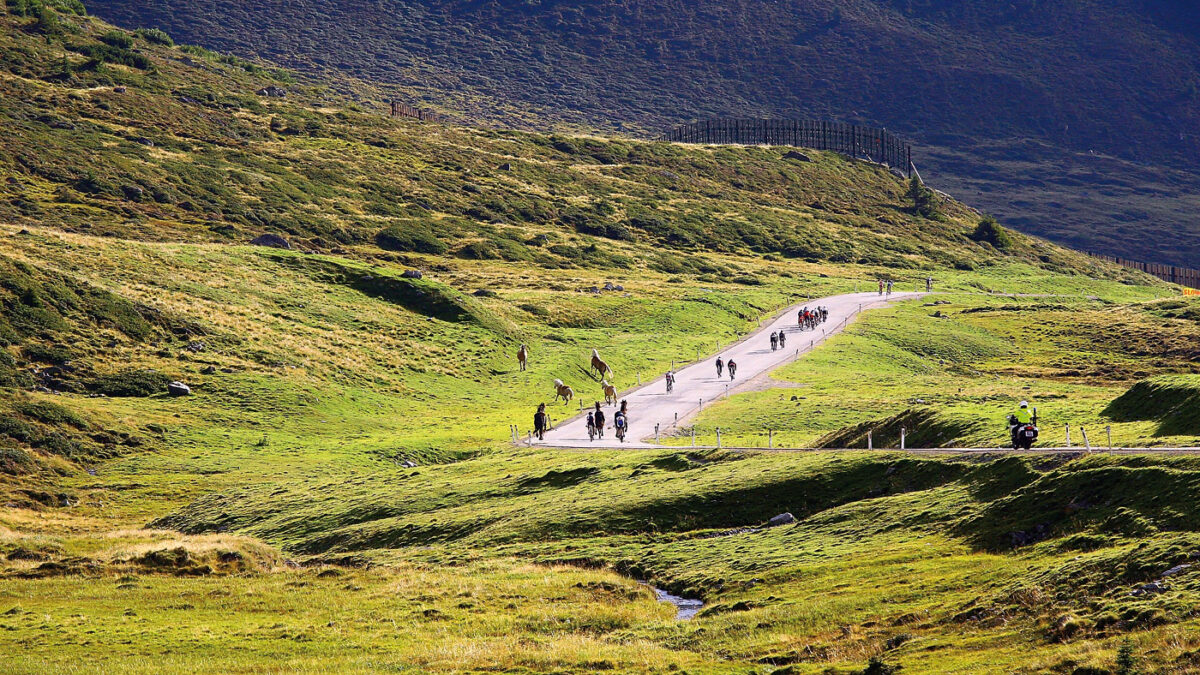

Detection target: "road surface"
[534, 291, 922, 448]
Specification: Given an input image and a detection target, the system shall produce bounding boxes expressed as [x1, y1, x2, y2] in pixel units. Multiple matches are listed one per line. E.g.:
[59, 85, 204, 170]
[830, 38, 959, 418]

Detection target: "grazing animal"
[601, 380, 617, 405]
[590, 348, 613, 379]
[553, 378, 574, 404]
[517, 344, 528, 372]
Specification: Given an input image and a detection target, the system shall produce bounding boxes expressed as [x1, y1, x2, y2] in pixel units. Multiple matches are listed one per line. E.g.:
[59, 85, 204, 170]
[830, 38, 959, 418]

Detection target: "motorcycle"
[1008, 414, 1039, 450]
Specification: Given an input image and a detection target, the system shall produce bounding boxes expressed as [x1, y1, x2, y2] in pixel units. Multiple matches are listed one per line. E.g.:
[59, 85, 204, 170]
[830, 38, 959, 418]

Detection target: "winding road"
[534, 291, 923, 449]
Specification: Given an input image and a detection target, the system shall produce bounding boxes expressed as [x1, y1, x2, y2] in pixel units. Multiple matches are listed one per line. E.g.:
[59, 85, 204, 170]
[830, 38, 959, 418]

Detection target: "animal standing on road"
[553, 379, 574, 404]
[590, 349, 613, 380]
[602, 380, 617, 405]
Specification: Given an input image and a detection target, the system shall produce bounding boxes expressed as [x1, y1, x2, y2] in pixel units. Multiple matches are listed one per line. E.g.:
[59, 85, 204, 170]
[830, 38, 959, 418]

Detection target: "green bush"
[15, 401, 88, 429]
[907, 176, 942, 220]
[99, 30, 134, 49]
[87, 370, 171, 397]
[0, 446, 37, 475]
[136, 28, 174, 47]
[375, 225, 447, 255]
[971, 215, 1015, 251]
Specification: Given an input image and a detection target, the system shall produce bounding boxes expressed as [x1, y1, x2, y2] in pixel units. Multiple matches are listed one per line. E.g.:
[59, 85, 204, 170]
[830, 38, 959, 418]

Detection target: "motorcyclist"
[1009, 400, 1035, 447]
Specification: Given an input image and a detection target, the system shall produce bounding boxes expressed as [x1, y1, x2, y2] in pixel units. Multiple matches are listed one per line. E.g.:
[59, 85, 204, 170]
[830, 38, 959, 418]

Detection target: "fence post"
[674, 412, 678, 427]
[691, 427, 695, 447]
[900, 427, 906, 450]
[1106, 425, 1112, 450]
[867, 430, 873, 450]
[1065, 423, 1072, 449]
[655, 423, 660, 443]
[1081, 427, 1092, 452]
[716, 428, 722, 448]
[527, 431, 532, 446]
[769, 429, 773, 449]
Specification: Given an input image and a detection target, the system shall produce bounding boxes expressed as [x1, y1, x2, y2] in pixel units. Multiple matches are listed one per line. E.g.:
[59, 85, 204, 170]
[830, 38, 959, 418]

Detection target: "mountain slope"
[6, 8, 1200, 675]
[81, 0, 1200, 266]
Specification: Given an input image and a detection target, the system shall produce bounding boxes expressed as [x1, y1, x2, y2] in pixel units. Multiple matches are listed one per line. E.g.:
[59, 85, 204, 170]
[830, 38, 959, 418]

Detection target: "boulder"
[603, 282, 616, 291]
[767, 512, 796, 527]
[167, 381, 191, 397]
[250, 234, 291, 249]
[134, 137, 154, 147]
[498, 162, 513, 171]
[1163, 564, 1192, 577]
[401, 269, 423, 279]
[186, 341, 206, 353]
[113, 86, 127, 93]
[200, 365, 217, 375]
[256, 85, 287, 98]
[613, 284, 624, 291]
[473, 289, 497, 298]
[783, 150, 813, 162]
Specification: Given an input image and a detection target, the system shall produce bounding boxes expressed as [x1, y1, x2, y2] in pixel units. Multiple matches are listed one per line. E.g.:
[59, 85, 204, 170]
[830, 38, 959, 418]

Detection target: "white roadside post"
[674, 412, 678, 428]
[900, 427, 906, 450]
[1081, 427, 1092, 453]
[1106, 425, 1113, 450]
[691, 427, 695, 447]
[716, 428, 722, 449]
[1066, 423, 1072, 449]
[527, 431, 532, 446]
[768, 429, 774, 449]
[867, 430, 873, 450]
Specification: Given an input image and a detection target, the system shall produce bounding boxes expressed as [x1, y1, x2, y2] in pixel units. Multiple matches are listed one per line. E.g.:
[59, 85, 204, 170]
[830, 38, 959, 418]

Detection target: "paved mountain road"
[533, 291, 923, 449]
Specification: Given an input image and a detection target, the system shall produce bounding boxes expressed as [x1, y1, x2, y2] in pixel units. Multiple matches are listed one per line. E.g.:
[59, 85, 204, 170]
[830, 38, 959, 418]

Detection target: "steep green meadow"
[3, 6, 1200, 675]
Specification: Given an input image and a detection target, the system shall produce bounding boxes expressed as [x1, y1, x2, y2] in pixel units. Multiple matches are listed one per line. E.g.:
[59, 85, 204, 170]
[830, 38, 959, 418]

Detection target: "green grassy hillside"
[3, 6, 1200, 675]
[79, 0, 1200, 267]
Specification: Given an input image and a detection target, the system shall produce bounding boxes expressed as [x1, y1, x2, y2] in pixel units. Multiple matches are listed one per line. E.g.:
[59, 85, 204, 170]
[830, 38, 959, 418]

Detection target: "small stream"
[643, 583, 705, 620]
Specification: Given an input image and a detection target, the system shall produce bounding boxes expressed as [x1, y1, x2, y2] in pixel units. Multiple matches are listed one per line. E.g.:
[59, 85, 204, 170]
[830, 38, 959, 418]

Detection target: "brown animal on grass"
[590, 349, 613, 380]
[553, 379, 574, 404]
[517, 344, 528, 372]
[601, 380, 617, 405]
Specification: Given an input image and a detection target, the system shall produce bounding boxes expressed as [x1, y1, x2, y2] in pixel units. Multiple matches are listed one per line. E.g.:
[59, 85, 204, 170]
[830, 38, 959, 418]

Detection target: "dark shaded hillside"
[82, 0, 1200, 266]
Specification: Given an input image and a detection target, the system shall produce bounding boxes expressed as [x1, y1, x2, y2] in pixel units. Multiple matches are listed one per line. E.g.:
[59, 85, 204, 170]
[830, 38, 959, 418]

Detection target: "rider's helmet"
[1019, 401, 1029, 408]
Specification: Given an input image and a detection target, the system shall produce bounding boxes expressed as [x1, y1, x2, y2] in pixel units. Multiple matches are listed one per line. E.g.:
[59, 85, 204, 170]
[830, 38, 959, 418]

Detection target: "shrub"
[15, 401, 88, 429]
[907, 176, 942, 219]
[0, 446, 37, 475]
[87, 370, 171, 397]
[136, 28, 174, 47]
[374, 226, 447, 254]
[99, 30, 133, 49]
[971, 215, 1015, 252]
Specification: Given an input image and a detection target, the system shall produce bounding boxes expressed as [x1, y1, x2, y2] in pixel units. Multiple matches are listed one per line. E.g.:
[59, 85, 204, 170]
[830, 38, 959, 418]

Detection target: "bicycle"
[587, 421, 597, 442]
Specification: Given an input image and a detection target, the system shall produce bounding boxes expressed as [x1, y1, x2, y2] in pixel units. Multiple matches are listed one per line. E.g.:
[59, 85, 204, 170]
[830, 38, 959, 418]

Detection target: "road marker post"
[1065, 423, 1072, 448]
[1106, 425, 1112, 450]
[655, 424, 660, 443]
[1081, 427, 1092, 452]
[674, 412, 678, 427]
[867, 430, 873, 450]
[900, 427, 906, 450]
[768, 429, 773, 449]
[691, 427, 695, 447]
[716, 428, 722, 449]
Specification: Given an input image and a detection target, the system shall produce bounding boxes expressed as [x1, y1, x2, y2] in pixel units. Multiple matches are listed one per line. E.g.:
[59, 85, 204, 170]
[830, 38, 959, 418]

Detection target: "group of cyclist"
[798, 306, 828, 330]
[769, 329, 787, 351]
[715, 356, 737, 381]
[585, 399, 627, 442]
